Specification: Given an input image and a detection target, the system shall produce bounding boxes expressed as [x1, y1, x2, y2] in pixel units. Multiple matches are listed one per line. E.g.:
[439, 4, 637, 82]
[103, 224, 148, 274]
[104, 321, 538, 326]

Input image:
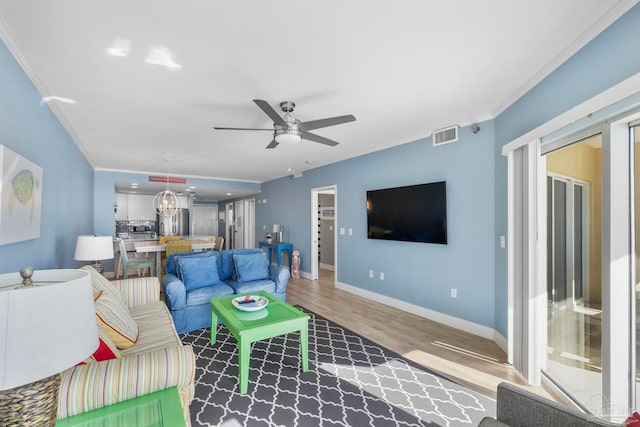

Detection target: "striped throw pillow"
[94, 291, 139, 350]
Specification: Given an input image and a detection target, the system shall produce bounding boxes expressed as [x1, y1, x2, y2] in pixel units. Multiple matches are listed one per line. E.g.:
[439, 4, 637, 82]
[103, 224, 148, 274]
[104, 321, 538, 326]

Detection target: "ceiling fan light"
[275, 133, 302, 144]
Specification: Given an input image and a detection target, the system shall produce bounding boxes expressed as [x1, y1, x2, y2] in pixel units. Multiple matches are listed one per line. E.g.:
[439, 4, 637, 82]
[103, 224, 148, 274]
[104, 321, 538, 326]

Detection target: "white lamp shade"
[0, 269, 98, 390]
[74, 235, 114, 261]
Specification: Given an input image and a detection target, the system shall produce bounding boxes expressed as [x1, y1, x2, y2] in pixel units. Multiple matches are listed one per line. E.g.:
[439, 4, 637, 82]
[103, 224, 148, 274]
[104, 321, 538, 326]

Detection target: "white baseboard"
[319, 263, 335, 271]
[336, 281, 499, 342]
[493, 330, 508, 354]
[300, 271, 313, 280]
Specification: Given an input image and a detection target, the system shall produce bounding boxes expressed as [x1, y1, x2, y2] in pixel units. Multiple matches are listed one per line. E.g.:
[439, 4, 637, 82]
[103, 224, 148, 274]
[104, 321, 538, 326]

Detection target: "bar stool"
[117, 239, 154, 278]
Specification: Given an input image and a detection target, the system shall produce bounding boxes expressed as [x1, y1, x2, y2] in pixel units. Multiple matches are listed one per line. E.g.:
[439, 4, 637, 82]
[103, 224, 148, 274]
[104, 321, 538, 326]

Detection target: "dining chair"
[161, 239, 193, 281]
[206, 236, 216, 251]
[117, 239, 155, 278]
[214, 236, 224, 251]
[158, 235, 180, 271]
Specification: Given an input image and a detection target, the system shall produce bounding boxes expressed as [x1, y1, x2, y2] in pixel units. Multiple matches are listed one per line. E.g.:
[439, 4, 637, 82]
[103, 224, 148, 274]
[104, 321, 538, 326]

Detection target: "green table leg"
[300, 322, 308, 372]
[238, 338, 251, 394]
[210, 310, 218, 344]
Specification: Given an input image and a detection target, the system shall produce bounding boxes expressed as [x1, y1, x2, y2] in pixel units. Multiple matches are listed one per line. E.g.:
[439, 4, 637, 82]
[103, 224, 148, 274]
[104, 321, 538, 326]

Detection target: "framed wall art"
[0, 146, 42, 245]
[320, 207, 335, 220]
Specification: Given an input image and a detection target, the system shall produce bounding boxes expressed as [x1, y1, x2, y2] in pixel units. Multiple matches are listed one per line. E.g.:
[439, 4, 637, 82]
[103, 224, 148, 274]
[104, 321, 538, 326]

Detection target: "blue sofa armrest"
[269, 265, 290, 293]
[162, 273, 186, 311]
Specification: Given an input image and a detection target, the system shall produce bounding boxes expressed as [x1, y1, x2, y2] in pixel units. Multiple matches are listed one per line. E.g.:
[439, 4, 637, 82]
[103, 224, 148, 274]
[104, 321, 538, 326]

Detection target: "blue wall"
[493, 3, 640, 337]
[0, 40, 94, 273]
[256, 122, 497, 328]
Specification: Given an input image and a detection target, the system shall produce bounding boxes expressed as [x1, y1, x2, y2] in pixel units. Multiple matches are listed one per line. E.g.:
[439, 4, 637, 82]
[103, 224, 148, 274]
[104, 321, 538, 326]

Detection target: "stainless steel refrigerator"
[157, 210, 189, 236]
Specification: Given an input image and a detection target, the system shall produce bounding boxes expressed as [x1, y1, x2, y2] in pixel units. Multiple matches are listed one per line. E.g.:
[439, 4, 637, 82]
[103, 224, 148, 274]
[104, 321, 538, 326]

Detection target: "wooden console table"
[259, 241, 293, 272]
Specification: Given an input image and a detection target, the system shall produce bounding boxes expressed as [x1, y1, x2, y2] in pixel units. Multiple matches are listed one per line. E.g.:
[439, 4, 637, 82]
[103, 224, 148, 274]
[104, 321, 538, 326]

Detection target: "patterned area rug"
[181, 307, 495, 427]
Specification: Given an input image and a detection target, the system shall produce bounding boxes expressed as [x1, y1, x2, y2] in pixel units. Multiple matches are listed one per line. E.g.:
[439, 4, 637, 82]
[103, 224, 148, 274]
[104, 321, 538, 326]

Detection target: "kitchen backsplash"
[115, 220, 156, 233]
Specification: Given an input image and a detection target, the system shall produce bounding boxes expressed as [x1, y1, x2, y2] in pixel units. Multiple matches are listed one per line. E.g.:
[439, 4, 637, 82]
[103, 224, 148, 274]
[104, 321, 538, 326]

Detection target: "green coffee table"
[210, 291, 309, 394]
[55, 386, 185, 426]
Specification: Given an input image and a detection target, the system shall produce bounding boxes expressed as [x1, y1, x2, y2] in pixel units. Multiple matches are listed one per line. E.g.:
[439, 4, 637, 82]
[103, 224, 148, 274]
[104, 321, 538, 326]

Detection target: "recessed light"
[226, 192, 232, 196]
[190, 186, 196, 189]
[106, 38, 130, 57]
[145, 46, 183, 70]
[305, 160, 314, 165]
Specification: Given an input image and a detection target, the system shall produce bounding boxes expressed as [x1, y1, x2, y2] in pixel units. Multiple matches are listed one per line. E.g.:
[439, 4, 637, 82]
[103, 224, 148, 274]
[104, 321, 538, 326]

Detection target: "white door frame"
[234, 200, 244, 249]
[311, 185, 337, 280]
[243, 198, 256, 248]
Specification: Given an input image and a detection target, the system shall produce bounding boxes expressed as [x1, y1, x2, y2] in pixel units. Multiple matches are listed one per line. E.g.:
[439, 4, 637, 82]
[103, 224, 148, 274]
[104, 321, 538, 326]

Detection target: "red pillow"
[77, 322, 121, 365]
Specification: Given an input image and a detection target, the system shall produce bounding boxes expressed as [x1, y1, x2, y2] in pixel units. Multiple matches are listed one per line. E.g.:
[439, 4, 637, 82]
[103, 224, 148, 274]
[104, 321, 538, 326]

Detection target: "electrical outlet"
[451, 288, 457, 298]
[263, 225, 266, 230]
[500, 235, 506, 248]
[369, 270, 374, 278]
[379, 272, 384, 280]
[349, 228, 353, 236]
[339, 227, 345, 235]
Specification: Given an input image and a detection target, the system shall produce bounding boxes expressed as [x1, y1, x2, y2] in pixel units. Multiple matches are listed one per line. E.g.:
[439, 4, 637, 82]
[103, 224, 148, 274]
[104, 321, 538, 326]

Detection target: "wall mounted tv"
[366, 181, 447, 244]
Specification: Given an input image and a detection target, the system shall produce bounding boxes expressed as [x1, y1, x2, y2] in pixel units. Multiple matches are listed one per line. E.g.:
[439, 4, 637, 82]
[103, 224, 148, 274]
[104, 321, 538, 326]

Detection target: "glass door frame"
[507, 109, 640, 419]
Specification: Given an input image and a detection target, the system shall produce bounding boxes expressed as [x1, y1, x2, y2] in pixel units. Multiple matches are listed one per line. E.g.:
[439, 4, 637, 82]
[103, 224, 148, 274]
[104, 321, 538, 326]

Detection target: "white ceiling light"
[274, 127, 302, 145]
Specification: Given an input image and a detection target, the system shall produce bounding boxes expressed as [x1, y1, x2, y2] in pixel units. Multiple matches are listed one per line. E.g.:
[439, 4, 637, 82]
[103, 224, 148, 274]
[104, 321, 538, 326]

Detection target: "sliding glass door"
[545, 134, 603, 407]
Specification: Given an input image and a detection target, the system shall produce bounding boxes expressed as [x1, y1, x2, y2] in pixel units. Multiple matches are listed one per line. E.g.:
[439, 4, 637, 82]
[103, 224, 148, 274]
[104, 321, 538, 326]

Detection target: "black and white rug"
[181, 307, 495, 427]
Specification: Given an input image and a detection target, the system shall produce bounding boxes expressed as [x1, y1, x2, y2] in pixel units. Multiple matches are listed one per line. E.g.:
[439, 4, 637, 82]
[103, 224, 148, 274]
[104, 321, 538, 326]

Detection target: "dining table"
[134, 239, 216, 277]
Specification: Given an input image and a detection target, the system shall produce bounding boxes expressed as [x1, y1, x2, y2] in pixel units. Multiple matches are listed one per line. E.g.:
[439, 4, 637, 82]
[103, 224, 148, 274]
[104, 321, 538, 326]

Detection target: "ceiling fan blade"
[302, 131, 339, 147]
[300, 114, 356, 131]
[253, 99, 288, 127]
[213, 126, 273, 131]
[266, 139, 279, 149]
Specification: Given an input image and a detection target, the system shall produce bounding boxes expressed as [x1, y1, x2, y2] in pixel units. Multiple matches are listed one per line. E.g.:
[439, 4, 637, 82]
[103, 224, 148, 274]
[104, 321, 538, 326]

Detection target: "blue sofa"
[162, 248, 290, 334]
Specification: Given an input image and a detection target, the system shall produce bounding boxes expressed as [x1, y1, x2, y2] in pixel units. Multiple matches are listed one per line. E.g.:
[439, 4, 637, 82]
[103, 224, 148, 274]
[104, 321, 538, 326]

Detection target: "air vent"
[432, 125, 458, 146]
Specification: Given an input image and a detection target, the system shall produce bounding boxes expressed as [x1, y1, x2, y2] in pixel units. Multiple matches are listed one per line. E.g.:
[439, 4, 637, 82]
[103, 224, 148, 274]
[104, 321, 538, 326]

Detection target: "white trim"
[491, 0, 639, 118]
[319, 263, 335, 271]
[0, 13, 95, 168]
[95, 167, 262, 184]
[493, 331, 508, 355]
[601, 118, 633, 411]
[310, 185, 337, 282]
[300, 270, 313, 280]
[502, 72, 640, 156]
[335, 281, 497, 341]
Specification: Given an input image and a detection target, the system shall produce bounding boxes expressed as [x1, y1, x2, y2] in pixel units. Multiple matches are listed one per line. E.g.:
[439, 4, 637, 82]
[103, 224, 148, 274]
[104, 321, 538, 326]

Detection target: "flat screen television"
[366, 181, 447, 244]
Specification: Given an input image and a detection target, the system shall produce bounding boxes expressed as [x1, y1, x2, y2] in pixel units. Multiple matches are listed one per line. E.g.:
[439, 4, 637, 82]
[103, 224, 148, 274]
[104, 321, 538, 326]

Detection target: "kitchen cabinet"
[141, 195, 156, 220]
[115, 193, 129, 220]
[116, 194, 157, 221]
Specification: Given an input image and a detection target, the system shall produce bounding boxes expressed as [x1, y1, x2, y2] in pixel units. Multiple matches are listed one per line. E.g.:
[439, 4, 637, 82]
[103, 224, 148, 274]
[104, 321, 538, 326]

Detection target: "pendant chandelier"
[153, 176, 180, 217]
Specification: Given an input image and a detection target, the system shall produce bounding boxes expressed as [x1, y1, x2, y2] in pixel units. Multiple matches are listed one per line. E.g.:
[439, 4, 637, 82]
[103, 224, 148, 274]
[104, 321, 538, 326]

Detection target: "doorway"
[232, 199, 256, 249]
[311, 186, 337, 281]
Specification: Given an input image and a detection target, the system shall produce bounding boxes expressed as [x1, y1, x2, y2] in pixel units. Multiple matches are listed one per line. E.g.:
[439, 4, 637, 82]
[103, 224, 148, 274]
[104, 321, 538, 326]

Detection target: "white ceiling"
[0, 1, 637, 200]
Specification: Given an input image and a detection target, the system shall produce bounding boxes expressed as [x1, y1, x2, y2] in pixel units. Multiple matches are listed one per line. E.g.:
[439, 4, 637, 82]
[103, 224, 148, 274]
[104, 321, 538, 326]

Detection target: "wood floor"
[287, 268, 542, 400]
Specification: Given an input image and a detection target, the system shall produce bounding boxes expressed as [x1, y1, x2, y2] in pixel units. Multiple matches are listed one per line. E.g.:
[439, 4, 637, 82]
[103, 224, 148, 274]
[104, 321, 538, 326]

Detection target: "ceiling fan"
[213, 99, 356, 149]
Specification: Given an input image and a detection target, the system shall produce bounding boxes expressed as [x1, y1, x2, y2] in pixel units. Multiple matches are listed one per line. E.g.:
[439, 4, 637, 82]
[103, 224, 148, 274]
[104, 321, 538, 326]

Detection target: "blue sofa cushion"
[167, 251, 219, 278]
[233, 252, 269, 283]
[225, 278, 276, 295]
[177, 254, 221, 291]
[219, 249, 263, 281]
[186, 282, 234, 306]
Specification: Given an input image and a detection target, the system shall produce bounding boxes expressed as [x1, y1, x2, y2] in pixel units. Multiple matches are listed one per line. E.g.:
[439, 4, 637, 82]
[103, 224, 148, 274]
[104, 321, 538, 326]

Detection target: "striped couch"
[56, 266, 196, 425]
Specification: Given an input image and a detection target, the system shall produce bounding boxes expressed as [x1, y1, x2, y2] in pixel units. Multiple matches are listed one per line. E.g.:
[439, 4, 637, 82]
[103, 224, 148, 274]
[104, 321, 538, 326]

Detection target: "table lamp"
[74, 234, 114, 274]
[0, 267, 98, 426]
